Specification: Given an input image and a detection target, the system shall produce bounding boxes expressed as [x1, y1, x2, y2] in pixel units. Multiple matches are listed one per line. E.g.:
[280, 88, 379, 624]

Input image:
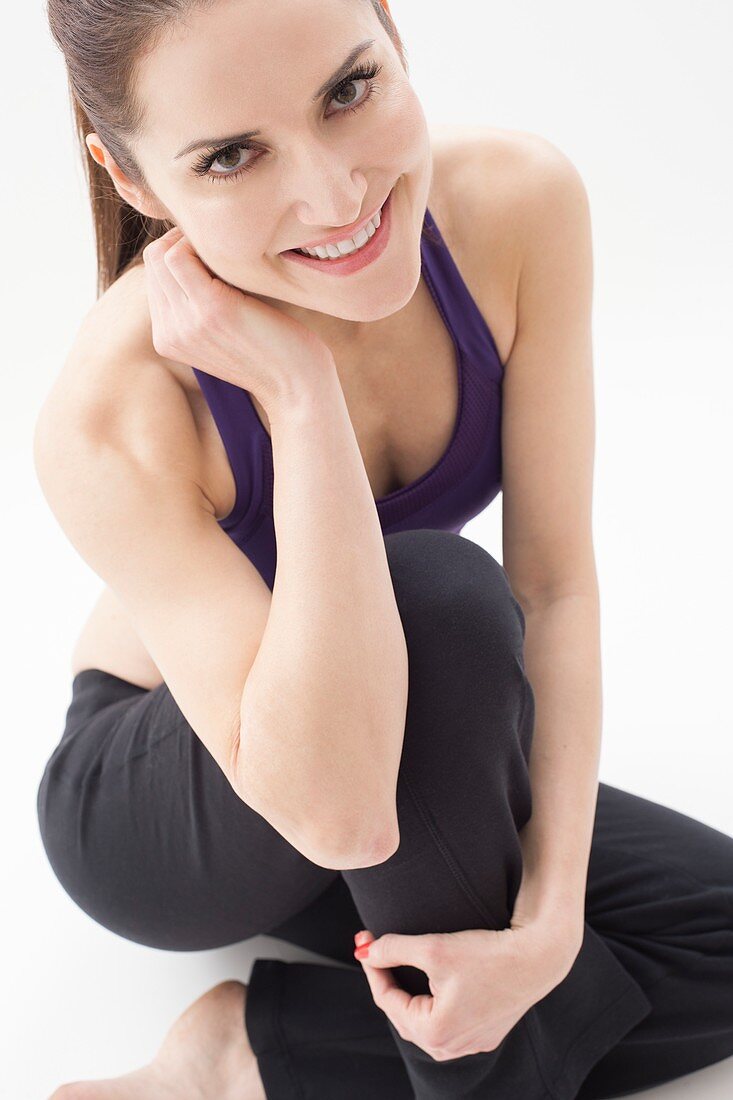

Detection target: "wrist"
[514, 873, 585, 951]
[264, 353, 339, 425]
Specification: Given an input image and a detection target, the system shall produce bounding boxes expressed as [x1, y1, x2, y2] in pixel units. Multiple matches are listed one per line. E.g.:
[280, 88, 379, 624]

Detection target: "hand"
[142, 226, 334, 404]
[353, 915, 581, 1062]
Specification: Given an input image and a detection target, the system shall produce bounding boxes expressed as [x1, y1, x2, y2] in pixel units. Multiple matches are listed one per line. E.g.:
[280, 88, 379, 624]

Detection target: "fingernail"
[354, 944, 370, 959]
[354, 931, 371, 947]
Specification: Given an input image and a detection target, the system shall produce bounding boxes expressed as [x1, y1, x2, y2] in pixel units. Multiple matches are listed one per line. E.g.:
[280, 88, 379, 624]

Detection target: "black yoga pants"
[37, 529, 733, 1099]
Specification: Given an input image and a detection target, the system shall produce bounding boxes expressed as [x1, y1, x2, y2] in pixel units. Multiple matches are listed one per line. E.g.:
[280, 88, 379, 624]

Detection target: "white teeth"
[297, 202, 384, 259]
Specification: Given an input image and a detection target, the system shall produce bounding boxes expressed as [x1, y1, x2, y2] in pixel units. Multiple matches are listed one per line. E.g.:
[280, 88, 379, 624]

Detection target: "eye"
[327, 59, 383, 117]
[192, 142, 258, 183]
[192, 59, 383, 184]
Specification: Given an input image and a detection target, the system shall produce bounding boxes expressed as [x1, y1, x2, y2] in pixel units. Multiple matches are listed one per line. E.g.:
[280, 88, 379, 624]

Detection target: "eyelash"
[192, 60, 383, 184]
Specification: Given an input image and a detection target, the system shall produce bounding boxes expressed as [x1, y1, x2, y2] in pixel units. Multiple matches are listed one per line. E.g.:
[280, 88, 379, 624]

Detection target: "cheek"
[369, 83, 430, 166]
[183, 204, 265, 276]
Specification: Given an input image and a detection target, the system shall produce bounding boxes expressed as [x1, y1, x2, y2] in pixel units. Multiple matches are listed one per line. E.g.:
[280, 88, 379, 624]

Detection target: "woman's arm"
[513, 592, 601, 943]
[238, 366, 409, 868]
[498, 136, 598, 949]
[36, 258, 407, 872]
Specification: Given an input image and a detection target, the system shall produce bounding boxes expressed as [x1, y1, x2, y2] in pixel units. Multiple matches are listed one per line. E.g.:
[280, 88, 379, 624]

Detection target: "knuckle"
[424, 939, 446, 967]
[164, 237, 186, 264]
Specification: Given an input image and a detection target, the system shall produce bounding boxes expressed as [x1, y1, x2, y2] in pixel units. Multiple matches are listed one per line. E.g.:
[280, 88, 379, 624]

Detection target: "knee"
[383, 530, 532, 771]
[384, 529, 526, 678]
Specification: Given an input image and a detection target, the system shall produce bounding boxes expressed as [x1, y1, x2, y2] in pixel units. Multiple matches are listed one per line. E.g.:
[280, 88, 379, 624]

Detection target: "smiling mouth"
[281, 190, 392, 259]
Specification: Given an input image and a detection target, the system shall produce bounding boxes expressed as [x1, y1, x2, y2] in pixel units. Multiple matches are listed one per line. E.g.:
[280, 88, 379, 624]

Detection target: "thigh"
[37, 668, 338, 951]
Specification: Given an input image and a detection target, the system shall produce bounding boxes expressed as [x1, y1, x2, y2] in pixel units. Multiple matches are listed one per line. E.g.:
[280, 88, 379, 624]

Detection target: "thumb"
[362, 931, 438, 973]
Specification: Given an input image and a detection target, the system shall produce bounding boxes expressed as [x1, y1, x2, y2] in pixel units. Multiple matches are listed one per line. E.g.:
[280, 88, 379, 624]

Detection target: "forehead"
[135, 0, 375, 150]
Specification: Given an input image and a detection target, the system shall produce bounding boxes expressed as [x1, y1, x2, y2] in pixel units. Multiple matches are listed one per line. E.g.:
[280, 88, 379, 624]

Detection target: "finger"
[162, 234, 216, 301]
[356, 932, 413, 1021]
[142, 246, 174, 320]
[363, 932, 438, 975]
[357, 932, 437, 1040]
[143, 230, 190, 307]
[361, 960, 435, 1039]
[359, 948, 403, 1007]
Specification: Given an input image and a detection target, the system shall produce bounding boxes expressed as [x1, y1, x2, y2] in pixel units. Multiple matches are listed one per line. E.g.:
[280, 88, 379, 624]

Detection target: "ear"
[85, 132, 170, 221]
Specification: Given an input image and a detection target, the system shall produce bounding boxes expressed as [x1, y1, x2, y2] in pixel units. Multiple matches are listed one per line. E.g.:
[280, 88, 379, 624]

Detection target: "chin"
[303, 236, 423, 323]
[325, 274, 419, 323]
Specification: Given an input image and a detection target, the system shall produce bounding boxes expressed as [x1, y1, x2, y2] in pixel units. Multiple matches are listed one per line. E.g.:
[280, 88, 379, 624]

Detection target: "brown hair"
[46, 0, 408, 297]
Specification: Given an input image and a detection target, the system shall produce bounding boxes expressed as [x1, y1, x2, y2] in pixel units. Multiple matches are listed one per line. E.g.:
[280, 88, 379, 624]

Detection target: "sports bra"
[192, 205, 504, 591]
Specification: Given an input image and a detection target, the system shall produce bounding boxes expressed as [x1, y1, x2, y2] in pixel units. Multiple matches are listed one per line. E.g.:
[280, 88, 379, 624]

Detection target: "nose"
[287, 149, 369, 232]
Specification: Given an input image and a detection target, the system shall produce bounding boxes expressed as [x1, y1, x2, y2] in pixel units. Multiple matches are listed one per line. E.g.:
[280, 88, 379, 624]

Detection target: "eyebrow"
[173, 38, 376, 160]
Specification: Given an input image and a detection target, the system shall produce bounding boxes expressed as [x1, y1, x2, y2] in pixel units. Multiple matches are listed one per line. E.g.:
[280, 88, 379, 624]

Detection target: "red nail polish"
[354, 931, 371, 947]
[354, 944, 370, 959]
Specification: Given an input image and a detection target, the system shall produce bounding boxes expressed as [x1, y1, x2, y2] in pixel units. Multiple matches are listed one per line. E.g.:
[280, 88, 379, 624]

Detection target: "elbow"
[307, 814, 401, 870]
[235, 773, 400, 869]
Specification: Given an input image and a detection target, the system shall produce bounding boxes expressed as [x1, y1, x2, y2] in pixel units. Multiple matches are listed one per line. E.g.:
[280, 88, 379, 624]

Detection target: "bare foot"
[49, 979, 267, 1100]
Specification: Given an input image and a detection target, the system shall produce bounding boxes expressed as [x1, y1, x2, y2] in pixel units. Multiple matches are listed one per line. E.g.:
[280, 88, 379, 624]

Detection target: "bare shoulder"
[34, 259, 212, 505]
[428, 126, 589, 362]
[430, 124, 587, 247]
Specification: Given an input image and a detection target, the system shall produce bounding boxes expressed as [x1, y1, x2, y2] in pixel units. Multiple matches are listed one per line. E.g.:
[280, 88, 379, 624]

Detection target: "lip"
[286, 191, 390, 253]
[281, 187, 394, 276]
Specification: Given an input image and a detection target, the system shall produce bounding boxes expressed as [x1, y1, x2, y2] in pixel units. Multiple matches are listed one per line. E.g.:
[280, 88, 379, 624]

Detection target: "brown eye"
[211, 145, 246, 173]
[332, 78, 365, 108]
[326, 60, 382, 117]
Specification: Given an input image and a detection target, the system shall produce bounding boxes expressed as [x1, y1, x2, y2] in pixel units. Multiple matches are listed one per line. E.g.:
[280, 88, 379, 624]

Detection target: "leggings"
[37, 529, 733, 1099]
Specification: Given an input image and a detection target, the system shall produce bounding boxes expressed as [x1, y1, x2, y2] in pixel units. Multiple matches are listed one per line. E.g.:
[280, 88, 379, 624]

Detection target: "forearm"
[237, 364, 408, 863]
[515, 590, 602, 943]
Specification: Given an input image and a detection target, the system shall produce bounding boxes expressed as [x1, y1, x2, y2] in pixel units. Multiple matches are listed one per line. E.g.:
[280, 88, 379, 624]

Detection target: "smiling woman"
[35, 1, 733, 1099]
[47, 0, 405, 296]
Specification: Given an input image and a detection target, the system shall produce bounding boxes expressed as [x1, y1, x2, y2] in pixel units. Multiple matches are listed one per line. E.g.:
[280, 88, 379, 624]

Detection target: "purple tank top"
[192, 205, 504, 591]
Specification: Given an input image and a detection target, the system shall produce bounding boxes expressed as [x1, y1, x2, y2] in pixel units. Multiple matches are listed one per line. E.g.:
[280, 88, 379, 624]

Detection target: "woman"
[35, 0, 733, 1097]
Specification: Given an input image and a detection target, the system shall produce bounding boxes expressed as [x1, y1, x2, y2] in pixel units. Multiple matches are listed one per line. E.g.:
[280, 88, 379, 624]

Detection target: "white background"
[2, 1, 732, 1096]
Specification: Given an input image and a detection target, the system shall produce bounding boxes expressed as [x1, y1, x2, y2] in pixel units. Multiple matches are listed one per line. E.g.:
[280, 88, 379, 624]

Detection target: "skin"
[72, 0, 520, 691]
[46, 0, 602, 1092]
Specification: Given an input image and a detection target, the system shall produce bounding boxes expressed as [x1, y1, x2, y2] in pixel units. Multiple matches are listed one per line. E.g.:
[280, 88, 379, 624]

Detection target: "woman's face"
[128, 0, 432, 331]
